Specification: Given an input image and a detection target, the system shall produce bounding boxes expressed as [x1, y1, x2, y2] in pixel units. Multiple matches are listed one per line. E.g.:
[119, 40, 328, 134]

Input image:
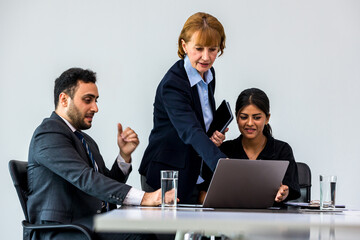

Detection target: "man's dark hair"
[54, 68, 97, 109]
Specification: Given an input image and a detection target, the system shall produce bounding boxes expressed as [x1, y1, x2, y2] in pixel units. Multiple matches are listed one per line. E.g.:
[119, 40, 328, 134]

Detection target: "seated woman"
[201, 88, 301, 203]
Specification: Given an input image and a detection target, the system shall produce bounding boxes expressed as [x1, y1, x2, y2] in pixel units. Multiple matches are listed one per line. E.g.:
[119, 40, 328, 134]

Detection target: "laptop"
[179, 158, 289, 209]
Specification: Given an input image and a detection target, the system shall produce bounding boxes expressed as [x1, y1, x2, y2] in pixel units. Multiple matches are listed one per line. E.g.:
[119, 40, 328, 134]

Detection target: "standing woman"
[139, 12, 227, 203]
[201, 88, 301, 203]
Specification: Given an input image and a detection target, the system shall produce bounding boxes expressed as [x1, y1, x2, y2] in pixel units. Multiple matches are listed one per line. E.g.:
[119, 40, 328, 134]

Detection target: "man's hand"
[164, 188, 177, 205]
[275, 184, 289, 202]
[117, 123, 139, 163]
[140, 189, 162, 206]
[210, 128, 228, 147]
[140, 188, 180, 206]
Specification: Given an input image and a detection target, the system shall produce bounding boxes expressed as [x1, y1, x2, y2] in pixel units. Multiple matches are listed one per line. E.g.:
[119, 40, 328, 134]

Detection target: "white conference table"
[94, 206, 360, 239]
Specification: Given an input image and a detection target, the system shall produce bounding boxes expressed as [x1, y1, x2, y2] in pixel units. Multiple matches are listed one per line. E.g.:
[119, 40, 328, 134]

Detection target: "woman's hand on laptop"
[275, 184, 289, 202]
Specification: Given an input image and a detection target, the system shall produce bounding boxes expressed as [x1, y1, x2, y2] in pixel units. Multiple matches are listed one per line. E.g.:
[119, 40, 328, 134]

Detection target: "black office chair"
[295, 162, 312, 203]
[8, 160, 94, 240]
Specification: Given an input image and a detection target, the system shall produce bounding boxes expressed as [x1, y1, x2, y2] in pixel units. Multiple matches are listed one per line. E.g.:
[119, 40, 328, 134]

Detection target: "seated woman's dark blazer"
[138, 59, 226, 203]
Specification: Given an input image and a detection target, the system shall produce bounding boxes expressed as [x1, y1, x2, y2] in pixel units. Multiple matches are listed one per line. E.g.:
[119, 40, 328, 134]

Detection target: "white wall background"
[1, 0, 359, 239]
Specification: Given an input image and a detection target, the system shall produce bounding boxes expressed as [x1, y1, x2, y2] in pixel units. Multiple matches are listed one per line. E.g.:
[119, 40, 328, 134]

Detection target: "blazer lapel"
[51, 112, 99, 171]
[208, 80, 216, 114]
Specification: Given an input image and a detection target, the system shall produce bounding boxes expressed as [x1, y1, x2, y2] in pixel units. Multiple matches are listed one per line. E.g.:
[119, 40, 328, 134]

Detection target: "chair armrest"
[22, 220, 93, 240]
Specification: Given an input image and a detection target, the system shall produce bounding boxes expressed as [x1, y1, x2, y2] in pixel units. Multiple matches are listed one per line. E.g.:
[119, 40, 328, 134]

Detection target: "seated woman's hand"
[275, 184, 289, 202]
[210, 128, 228, 147]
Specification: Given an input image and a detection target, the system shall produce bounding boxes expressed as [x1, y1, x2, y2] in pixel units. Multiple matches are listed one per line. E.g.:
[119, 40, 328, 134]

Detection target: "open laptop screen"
[202, 159, 289, 209]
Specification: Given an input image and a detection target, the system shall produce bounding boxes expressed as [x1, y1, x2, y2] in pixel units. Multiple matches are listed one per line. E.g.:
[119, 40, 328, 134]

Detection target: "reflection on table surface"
[94, 206, 360, 240]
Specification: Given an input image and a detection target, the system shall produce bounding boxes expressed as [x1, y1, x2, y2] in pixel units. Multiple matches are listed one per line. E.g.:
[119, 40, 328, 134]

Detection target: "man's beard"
[67, 102, 91, 130]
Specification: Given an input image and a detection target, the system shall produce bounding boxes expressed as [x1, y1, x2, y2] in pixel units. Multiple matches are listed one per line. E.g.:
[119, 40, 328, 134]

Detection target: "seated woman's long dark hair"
[235, 88, 272, 137]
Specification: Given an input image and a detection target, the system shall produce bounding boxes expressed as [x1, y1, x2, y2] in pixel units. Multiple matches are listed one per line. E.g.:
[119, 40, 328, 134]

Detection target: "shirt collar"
[59, 115, 77, 132]
[184, 55, 213, 87]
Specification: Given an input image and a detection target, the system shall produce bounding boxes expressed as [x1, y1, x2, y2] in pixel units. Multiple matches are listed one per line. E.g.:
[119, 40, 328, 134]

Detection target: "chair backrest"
[296, 162, 312, 202]
[9, 160, 30, 221]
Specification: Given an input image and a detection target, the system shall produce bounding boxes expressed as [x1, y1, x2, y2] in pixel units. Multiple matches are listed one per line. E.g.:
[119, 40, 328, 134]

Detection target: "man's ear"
[58, 92, 69, 108]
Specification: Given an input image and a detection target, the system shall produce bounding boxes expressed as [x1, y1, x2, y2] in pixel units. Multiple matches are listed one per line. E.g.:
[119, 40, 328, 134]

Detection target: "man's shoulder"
[34, 112, 69, 134]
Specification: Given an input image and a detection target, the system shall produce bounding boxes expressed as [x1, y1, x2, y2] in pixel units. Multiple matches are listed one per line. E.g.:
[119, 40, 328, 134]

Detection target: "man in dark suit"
[27, 68, 162, 240]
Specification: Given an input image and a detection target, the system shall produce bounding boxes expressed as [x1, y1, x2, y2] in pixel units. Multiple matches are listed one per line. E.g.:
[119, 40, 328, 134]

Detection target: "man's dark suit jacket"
[27, 112, 132, 225]
[138, 59, 226, 203]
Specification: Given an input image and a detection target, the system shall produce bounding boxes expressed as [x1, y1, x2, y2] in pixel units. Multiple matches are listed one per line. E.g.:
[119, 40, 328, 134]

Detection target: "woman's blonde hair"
[177, 12, 226, 59]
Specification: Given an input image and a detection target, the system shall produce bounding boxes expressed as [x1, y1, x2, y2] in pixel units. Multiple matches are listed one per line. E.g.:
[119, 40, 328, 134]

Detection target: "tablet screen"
[207, 100, 233, 136]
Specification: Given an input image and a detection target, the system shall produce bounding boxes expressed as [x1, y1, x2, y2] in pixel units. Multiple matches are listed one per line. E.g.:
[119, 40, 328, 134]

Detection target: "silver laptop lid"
[203, 159, 289, 209]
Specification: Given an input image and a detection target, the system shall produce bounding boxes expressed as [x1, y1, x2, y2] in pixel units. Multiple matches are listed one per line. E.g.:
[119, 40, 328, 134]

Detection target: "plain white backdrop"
[1, 0, 360, 239]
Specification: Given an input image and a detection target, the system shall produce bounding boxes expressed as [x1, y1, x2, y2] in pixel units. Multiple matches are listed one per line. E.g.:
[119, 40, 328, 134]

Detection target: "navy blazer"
[27, 112, 132, 224]
[139, 59, 226, 203]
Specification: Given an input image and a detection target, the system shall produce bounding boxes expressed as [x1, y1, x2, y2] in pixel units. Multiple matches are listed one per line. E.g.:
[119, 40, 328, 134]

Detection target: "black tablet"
[207, 100, 234, 136]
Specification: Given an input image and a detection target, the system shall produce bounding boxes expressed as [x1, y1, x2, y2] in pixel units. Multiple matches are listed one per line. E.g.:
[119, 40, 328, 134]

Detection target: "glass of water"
[161, 170, 178, 208]
[320, 175, 337, 209]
